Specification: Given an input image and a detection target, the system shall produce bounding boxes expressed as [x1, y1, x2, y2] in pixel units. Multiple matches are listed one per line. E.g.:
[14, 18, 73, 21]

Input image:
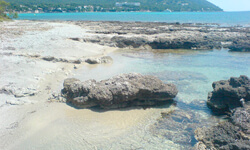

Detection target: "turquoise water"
[74, 49, 250, 110]
[18, 11, 250, 26]
[72, 49, 250, 148]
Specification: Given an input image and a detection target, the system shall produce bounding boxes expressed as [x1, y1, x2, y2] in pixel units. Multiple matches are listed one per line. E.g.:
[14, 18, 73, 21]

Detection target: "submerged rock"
[195, 121, 250, 150]
[150, 105, 217, 149]
[194, 103, 250, 150]
[62, 73, 178, 109]
[194, 76, 250, 149]
[207, 75, 250, 113]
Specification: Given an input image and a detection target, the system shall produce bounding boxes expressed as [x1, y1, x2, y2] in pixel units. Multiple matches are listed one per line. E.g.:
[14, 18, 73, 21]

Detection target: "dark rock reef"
[207, 75, 250, 113]
[151, 109, 212, 149]
[61, 73, 178, 109]
[194, 76, 250, 150]
[73, 21, 250, 51]
[229, 40, 250, 52]
[194, 103, 250, 150]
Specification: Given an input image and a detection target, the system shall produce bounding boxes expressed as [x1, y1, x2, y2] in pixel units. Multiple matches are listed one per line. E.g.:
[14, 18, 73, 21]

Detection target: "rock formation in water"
[207, 75, 250, 113]
[194, 103, 250, 150]
[61, 73, 178, 109]
[194, 76, 250, 150]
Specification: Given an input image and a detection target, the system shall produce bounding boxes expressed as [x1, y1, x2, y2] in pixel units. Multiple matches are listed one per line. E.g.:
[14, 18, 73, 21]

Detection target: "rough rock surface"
[74, 21, 250, 51]
[41, 55, 82, 64]
[229, 40, 250, 52]
[62, 73, 178, 109]
[194, 103, 250, 150]
[150, 99, 217, 149]
[85, 56, 113, 64]
[207, 75, 250, 113]
[0, 84, 38, 98]
[231, 105, 250, 135]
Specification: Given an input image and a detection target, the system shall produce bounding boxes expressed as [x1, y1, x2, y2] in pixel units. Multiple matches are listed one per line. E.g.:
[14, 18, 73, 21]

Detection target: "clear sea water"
[71, 49, 250, 149]
[75, 49, 250, 107]
[18, 11, 250, 26]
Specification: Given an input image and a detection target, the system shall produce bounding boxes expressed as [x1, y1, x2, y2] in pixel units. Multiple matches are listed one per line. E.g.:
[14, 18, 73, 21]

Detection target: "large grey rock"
[207, 75, 250, 113]
[62, 73, 178, 109]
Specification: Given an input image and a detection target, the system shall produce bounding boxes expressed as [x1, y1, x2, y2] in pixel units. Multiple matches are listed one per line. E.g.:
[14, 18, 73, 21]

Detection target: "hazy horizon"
[208, 0, 250, 11]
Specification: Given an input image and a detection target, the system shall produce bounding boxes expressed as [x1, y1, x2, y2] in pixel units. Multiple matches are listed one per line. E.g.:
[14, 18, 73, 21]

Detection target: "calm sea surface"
[18, 11, 250, 26]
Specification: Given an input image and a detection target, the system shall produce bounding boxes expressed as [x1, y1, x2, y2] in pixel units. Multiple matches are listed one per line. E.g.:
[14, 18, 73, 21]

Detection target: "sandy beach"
[0, 20, 179, 150]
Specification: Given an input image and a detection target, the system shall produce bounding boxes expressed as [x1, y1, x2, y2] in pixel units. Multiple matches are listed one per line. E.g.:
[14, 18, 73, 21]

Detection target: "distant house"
[115, 2, 141, 7]
[164, 9, 172, 12]
[181, 3, 189, 6]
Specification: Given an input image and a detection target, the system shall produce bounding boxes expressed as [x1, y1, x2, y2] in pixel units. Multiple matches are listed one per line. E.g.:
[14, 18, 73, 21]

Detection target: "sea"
[18, 11, 250, 26]
[15, 12, 250, 149]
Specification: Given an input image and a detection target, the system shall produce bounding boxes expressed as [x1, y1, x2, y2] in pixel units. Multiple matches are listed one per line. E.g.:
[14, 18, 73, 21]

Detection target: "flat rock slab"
[62, 73, 178, 109]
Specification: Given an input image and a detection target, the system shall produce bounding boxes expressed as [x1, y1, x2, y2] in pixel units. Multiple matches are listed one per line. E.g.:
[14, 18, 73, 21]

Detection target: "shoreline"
[0, 20, 120, 150]
[0, 20, 249, 150]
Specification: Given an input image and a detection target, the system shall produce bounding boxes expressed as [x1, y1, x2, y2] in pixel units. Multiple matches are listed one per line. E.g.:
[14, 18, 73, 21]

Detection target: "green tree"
[13, 12, 18, 18]
[0, 0, 9, 17]
[8, 12, 18, 19]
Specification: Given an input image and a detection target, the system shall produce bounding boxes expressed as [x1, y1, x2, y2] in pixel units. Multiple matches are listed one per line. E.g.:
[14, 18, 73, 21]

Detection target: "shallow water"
[75, 49, 250, 104]
[70, 49, 250, 148]
[11, 49, 250, 150]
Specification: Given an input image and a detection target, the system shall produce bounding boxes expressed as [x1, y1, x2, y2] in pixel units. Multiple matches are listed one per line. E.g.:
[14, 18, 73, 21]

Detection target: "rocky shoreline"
[70, 21, 250, 51]
[61, 71, 250, 149]
[195, 76, 250, 150]
[0, 20, 249, 150]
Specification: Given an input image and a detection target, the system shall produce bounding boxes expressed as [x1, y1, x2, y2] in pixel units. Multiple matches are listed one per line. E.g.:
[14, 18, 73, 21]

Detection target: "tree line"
[0, 0, 18, 20]
[4, 0, 222, 13]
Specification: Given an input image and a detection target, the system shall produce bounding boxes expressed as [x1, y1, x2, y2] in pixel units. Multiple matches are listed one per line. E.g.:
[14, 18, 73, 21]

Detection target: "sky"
[208, 0, 250, 11]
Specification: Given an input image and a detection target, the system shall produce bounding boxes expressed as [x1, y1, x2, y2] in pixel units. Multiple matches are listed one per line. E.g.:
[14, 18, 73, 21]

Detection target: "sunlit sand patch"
[9, 102, 176, 150]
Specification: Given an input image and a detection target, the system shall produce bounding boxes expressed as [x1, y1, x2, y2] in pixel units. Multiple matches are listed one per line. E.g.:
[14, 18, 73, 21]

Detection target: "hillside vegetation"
[5, 0, 223, 12]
